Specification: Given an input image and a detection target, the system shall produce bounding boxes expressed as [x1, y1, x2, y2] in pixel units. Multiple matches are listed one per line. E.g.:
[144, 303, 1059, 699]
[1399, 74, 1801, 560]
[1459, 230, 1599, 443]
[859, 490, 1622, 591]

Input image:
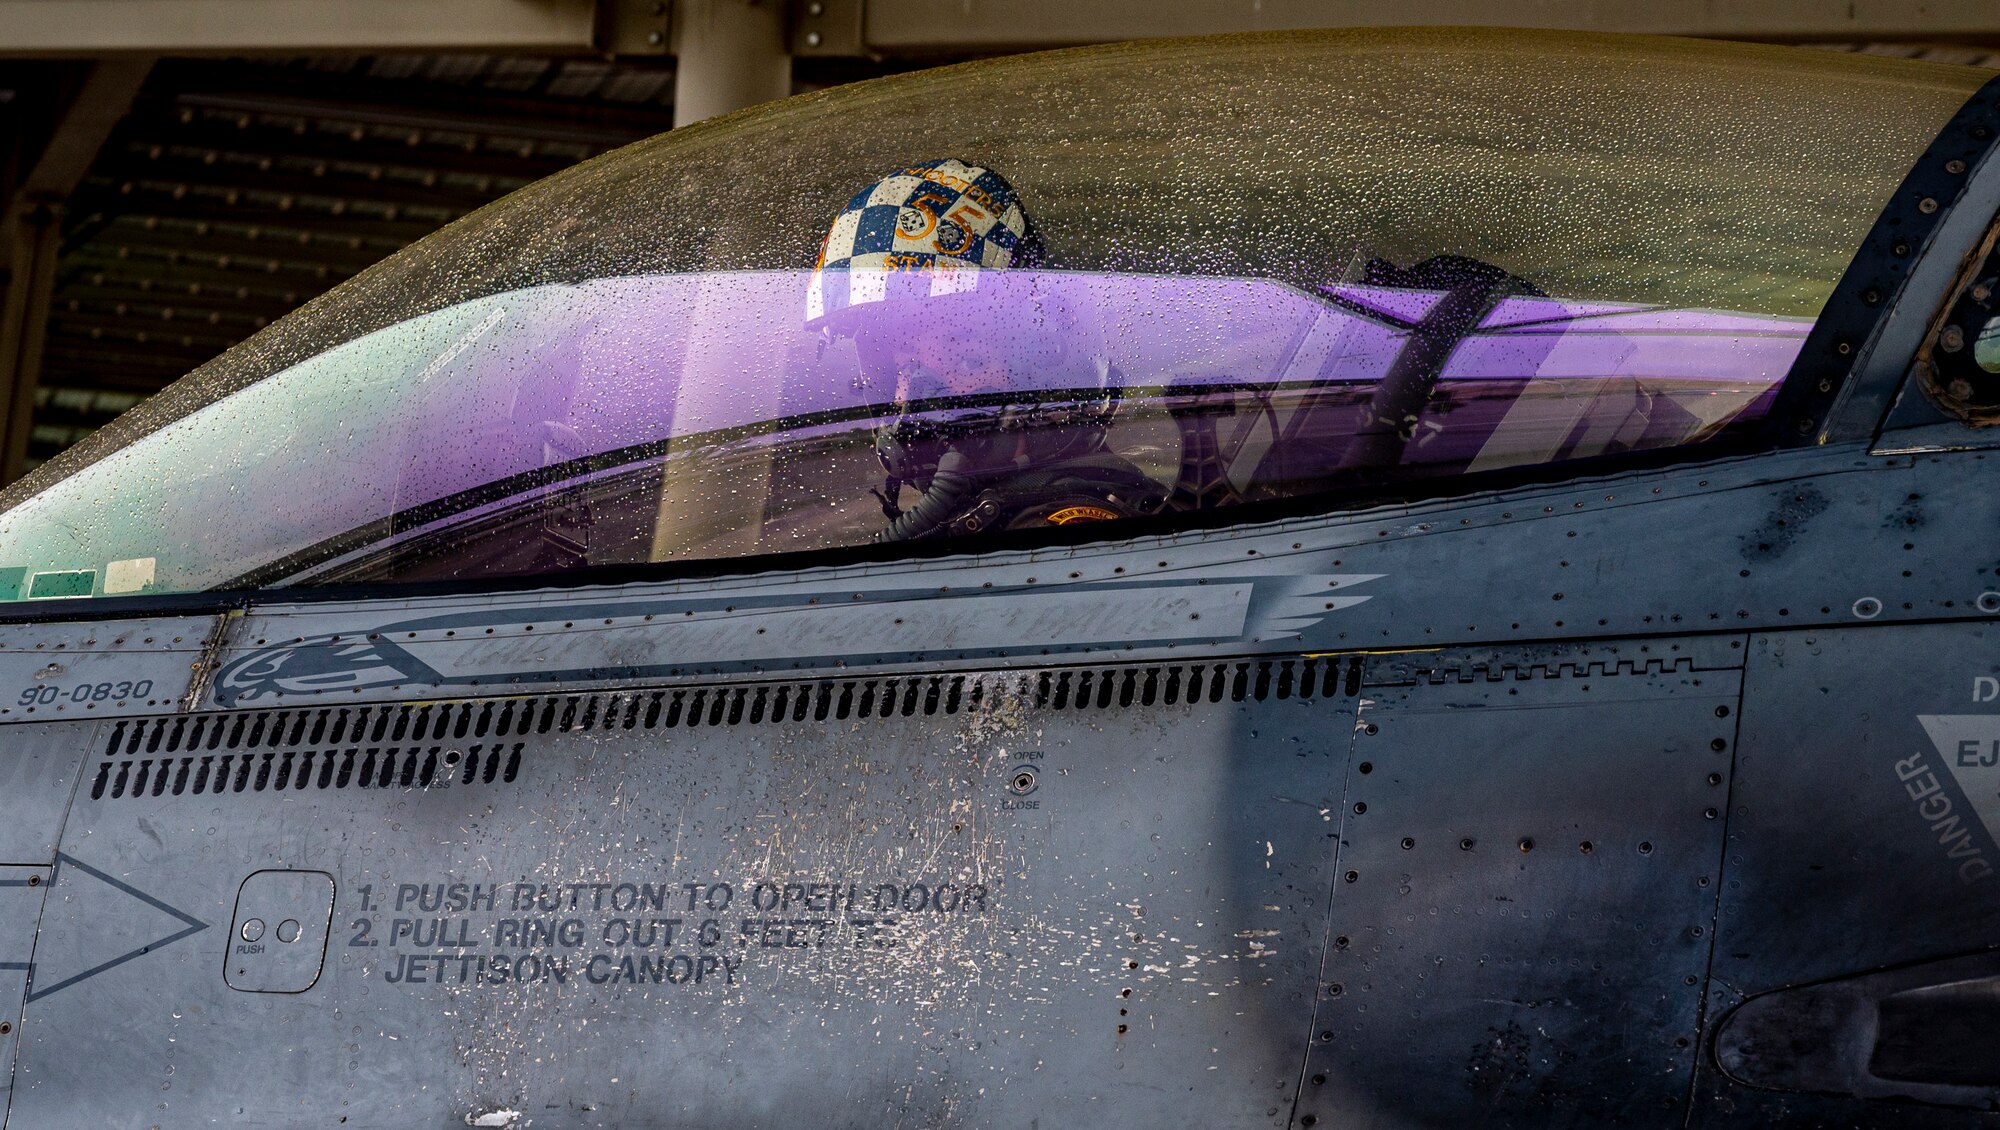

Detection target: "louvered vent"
[91, 655, 1359, 802]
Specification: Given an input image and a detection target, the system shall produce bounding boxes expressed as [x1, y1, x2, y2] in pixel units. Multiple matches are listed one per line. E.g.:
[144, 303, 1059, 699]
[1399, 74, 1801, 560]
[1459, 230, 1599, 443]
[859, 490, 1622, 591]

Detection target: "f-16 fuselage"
[2, 27, 2000, 1130]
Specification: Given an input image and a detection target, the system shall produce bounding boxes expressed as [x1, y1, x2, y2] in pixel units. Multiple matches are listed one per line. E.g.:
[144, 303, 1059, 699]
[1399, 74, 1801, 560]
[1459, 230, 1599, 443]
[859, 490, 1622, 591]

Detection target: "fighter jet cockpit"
[8, 24, 2000, 1130]
[0, 29, 1974, 602]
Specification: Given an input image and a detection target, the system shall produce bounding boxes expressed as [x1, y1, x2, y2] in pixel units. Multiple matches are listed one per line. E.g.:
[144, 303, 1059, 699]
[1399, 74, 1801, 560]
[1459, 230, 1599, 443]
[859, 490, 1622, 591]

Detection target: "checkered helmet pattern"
[807, 158, 1038, 324]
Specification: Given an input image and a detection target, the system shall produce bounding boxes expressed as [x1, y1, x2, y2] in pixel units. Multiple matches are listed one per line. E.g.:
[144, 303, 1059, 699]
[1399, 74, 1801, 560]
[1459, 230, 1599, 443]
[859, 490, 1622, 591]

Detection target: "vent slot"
[89, 743, 524, 800]
[1407, 656, 1698, 685]
[91, 654, 1360, 802]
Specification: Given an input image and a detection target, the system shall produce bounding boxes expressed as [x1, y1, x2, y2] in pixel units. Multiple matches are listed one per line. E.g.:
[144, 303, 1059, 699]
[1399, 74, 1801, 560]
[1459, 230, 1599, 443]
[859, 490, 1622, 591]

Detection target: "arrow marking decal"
[24, 853, 207, 1002]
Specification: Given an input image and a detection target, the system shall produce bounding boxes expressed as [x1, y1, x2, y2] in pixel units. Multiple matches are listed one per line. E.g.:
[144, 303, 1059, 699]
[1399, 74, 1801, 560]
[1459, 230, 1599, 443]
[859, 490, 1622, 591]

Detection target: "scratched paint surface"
[11, 667, 1352, 1128]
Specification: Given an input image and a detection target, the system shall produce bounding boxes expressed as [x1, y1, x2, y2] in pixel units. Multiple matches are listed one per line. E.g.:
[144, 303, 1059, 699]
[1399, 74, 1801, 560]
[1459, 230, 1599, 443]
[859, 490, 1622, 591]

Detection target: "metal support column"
[672, 0, 791, 127]
[0, 202, 60, 485]
[0, 58, 150, 486]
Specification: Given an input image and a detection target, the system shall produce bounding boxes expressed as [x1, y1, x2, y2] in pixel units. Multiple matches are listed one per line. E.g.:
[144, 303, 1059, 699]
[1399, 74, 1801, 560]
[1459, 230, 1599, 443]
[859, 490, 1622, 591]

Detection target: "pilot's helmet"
[804, 157, 1042, 334]
[808, 159, 1050, 482]
[805, 159, 1053, 396]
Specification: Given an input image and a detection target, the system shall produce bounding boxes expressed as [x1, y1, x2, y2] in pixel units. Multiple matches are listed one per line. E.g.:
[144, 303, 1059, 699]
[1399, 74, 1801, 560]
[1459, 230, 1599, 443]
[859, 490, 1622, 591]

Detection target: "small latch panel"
[225, 870, 334, 993]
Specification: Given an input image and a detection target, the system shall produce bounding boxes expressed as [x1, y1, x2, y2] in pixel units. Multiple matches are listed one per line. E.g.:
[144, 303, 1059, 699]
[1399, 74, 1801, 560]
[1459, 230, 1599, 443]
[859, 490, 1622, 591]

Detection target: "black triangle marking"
[24, 853, 208, 1002]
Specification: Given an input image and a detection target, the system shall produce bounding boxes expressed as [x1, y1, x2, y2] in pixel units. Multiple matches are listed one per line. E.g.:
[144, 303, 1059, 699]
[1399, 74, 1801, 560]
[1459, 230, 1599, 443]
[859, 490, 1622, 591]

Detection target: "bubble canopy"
[0, 29, 1985, 602]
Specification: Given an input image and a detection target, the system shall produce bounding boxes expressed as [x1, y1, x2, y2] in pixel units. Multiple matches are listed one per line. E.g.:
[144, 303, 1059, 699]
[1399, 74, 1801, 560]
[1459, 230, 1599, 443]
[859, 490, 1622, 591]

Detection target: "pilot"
[805, 158, 1149, 541]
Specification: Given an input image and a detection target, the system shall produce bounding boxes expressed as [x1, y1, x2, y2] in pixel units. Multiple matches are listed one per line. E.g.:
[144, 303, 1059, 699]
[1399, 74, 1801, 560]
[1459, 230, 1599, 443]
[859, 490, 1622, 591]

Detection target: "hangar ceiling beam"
[0, 58, 151, 484]
[5, 0, 1999, 59]
[170, 92, 657, 150]
[795, 0, 2000, 54]
[0, 0, 601, 55]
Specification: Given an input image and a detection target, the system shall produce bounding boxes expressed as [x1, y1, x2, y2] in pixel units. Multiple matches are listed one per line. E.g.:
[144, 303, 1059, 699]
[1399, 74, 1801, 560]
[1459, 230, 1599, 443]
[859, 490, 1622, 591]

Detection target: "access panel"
[13, 656, 1354, 1128]
[1296, 638, 1743, 1129]
[226, 870, 335, 993]
[1698, 623, 2000, 1124]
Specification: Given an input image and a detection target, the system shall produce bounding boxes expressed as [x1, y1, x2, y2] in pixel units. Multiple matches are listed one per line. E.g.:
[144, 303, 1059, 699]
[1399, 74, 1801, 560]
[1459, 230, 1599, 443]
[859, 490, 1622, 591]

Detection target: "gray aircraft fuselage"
[1, 66, 2000, 1130]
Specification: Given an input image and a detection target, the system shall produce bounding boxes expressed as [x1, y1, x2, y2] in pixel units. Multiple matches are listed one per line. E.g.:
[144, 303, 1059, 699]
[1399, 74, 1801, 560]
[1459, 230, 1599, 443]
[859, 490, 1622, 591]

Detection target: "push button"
[225, 870, 334, 993]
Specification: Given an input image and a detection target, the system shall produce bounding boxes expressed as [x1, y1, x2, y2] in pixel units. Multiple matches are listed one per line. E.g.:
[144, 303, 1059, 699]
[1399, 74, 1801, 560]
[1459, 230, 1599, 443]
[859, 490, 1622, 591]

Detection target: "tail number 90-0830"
[17, 679, 153, 706]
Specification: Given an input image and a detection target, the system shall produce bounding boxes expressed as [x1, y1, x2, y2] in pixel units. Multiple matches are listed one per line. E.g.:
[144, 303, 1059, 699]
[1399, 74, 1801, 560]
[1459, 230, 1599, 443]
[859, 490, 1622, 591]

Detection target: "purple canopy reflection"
[0, 268, 1810, 595]
[381, 270, 1805, 517]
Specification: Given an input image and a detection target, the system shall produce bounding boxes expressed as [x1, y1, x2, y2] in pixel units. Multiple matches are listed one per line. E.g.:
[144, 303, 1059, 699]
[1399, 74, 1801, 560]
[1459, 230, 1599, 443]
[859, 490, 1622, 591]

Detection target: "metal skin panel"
[191, 443, 1999, 713]
[1296, 641, 1743, 1129]
[0, 440, 1990, 1125]
[0, 966, 22, 1126]
[0, 721, 95, 863]
[1694, 623, 2000, 1125]
[0, 441, 1992, 1125]
[11, 661, 1352, 1128]
[0, 615, 218, 725]
[0, 43, 1993, 1130]
[204, 572, 1370, 706]
[0, 865, 49, 1129]
[0, 869, 48, 962]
